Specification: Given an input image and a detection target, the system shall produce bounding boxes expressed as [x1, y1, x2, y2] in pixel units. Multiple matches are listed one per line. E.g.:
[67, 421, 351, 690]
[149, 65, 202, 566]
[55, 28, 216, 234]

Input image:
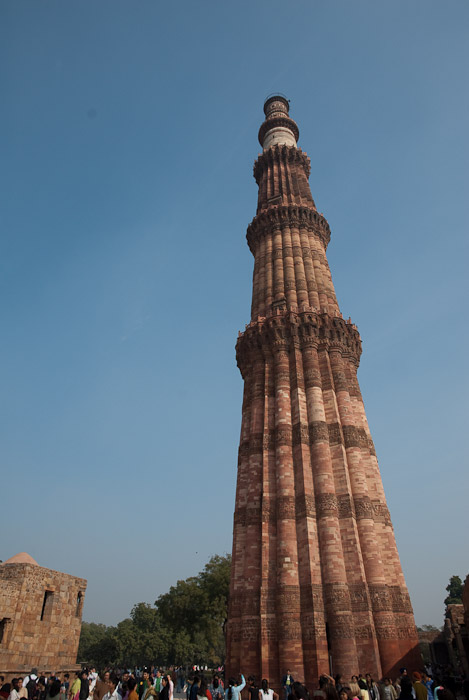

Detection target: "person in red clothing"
[412, 673, 428, 700]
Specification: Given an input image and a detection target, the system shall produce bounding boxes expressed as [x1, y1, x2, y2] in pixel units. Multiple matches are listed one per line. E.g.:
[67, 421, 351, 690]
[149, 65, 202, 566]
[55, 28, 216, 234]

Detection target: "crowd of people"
[1, 664, 468, 700]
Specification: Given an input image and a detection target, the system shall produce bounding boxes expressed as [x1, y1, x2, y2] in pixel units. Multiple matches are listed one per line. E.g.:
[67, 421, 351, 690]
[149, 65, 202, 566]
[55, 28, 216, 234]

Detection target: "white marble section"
[263, 126, 297, 150]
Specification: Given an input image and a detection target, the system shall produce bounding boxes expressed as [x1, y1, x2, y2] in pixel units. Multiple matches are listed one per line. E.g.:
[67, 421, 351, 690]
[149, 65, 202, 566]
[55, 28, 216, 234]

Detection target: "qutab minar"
[226, 96, 421, 684]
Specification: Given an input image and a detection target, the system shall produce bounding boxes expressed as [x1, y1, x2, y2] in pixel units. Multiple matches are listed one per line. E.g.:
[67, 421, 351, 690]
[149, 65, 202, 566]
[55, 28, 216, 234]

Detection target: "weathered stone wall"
[0, 563, 86, 673]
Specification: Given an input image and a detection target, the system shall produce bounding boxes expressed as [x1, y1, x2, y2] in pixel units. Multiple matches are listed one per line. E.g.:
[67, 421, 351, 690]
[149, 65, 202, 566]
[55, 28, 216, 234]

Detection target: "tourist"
[365, 676, 379, 700]
[1, 685, 11, 700]
[197, 679, 212, 700]
[290, 683, 310, 700]
[154, 673, 163, 697]
[138, 672, 153, 700]
[421, 673, 433, 700]
[165, 677, 173, 700]
[9, 679, 21, 700]
[127, 680, 138, 700]
[79, 672, 89, 700]
[46, 681, 61, 700]
[434, 691, 454, 700]
[210, 677, 224, 700]
[348, 681, 360, 700]
[399, 677, 415, 700]
[60, 676, 70, 700]
[380, 679, 397, 700]
[282, 673, 294, 700]
[103, 675, 120, 700]
[313, 677, 338, 700]
[225, 676, 245, 700]
[24, 672, 38, 694]
[176, 670, 185, 694]
[190, 677, 200, 700]
[93, 673, 110, 700]
[69, 673, 81, 700]
[335, 679, 345, 694]
[259, 679, 278, 700]
[89, 672, 98, 698]
[25, 674, 39, 700]
[245, 677, 257, 700]
[158, 680, 169, 700]
[119, 673, 131, 700]
[17, 680, 28, 700]
[357, 681, 369, 700]
[412, 674, 427, 700]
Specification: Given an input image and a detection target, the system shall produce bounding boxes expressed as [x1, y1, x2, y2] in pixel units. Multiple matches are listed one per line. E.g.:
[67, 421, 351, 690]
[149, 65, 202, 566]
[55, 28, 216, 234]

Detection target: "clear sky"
[2, 0, 468, 629]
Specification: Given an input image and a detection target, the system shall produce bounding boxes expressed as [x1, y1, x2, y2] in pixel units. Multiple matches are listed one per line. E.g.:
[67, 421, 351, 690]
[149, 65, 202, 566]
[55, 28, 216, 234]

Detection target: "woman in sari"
[69, 675, 81, 700]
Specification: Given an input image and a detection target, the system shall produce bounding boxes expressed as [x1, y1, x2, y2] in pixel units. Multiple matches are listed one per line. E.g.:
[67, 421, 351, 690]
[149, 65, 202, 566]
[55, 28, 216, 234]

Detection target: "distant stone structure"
[0, 552, 87, 677]
[431, 574, 469, 675]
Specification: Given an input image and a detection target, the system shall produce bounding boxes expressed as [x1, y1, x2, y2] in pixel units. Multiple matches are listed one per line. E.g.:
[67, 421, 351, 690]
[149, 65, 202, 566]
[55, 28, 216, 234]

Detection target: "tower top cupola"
[258, 94, 299, 150]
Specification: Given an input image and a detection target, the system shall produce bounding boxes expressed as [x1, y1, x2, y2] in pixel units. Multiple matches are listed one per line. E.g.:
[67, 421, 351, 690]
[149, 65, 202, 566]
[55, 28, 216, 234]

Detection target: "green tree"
[156, 553, 231, 665]
[78, 553, 232, 668]
[444, 575, 463, 606]
[78, 622, 109, 663]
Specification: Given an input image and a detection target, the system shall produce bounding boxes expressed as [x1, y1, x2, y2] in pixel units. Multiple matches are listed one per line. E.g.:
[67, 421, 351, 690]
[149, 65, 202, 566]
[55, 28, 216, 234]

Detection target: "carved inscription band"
[234, 494, 391, 527]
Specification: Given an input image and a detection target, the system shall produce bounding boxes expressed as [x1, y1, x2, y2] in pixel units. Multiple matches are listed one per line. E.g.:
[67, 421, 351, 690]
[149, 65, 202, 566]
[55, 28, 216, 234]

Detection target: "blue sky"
[1, 0, 468, 628]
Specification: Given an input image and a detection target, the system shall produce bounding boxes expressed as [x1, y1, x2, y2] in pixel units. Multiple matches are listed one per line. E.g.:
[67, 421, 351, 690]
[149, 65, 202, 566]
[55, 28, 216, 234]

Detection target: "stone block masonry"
[0, 552, 86, 677]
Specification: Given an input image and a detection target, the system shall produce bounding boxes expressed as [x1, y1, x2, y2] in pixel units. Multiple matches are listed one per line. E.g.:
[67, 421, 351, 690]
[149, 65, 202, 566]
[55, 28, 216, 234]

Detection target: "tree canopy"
[444, 574, 463, 606]
[78, 554, 231, 668]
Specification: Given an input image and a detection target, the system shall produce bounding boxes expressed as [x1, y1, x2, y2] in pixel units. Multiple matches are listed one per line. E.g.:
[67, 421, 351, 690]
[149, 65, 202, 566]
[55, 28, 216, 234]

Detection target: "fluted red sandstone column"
[226, 96, 421, 685]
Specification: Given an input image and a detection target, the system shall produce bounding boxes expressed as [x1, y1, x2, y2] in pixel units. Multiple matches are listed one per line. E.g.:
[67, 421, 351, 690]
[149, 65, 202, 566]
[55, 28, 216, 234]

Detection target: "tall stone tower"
[226, 96, 420, 685]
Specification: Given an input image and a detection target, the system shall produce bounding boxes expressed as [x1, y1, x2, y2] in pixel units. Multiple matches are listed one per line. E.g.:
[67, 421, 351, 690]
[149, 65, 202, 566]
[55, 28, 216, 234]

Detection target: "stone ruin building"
[226, 96, 422, 686]
[0, 552, 87, 678]
[430, 574, 469, 676]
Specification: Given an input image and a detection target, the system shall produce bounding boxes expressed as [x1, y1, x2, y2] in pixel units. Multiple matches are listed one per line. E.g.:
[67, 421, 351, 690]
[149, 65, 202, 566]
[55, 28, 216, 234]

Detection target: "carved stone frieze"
[292, 422, 310, 446]
[241, 618, 260, 641]
[260, 615, 278, 640]
[354, 624, 374, 639]
[295, 493, 316, 519]
[369, 584, 392, 612]
[237, 312, 362, 377]
[316, 493, 339, 517]
[261, 498, 276, 524]
[389, 586, 413, 613]
[324, 583, 351, 612]
[328, 619, 356, 639]
[354, 496, 374, 520]
[304, 367, 322, 388]
[343, 425, 369, 449]
[277, 617, 303, 640]
[372, 500, 392, 526]
[276, 585, 301, 613]
[277, 496, 296, 520]
[348, 583, 371, 612]
[328, 422, 343, 445]
[260, 590, 276, 614]
[263, 430, 275, 450]
[247, 204, 331, 253]
[275, 426, 293, 446]
[337, 493, 354, 518]
[309, 420, 329, 444]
